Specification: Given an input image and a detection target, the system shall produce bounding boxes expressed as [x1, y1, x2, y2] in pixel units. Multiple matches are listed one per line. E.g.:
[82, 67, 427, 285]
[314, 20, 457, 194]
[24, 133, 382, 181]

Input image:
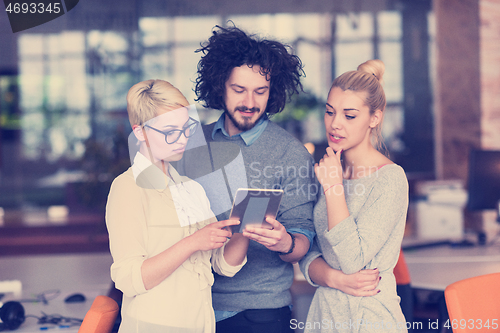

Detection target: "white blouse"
[106, 153, 246, 333]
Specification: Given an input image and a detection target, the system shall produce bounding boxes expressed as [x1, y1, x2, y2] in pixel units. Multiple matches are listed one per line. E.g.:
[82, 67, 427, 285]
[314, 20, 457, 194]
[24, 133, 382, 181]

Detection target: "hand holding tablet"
[228, 188, 283, 233]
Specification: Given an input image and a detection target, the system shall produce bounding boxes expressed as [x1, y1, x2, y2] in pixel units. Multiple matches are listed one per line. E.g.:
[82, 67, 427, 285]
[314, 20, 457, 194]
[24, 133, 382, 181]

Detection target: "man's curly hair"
[194, 25, 305, 116]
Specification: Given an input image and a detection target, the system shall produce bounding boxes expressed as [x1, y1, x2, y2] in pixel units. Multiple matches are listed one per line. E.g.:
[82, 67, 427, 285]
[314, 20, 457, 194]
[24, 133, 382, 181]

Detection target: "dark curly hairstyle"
[194, 25, 305, 116]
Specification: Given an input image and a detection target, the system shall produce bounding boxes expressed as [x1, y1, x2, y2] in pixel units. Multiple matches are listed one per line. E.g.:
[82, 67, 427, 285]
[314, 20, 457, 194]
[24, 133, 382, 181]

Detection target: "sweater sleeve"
[324, 167, 408, 274]
[277, 141, 318, 233]
[298, 237, 323, 287]
[105, 173, 148, 297]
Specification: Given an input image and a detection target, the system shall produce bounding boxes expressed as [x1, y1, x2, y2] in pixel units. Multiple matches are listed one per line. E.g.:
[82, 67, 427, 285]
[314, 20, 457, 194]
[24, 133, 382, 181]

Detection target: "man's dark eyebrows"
[229, 83, 269, 90]
[229, 83, 245, 89]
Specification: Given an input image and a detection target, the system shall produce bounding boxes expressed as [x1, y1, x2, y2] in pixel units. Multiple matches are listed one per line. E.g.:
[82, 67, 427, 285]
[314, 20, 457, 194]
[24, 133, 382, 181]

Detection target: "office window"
[13, 11, 407, 162]
[87, 30, 133, 114]
[334, 11, 404, 154]
[140, 18, 172, 83]
[228, 13, 331, 99]
[139, 16, 220, 104]
[378, 11, 404, 153]
[3, 9, 413, 222]
[378, 11, 403, 103]
[335, 11, 403, 102]
[335, 12, 374, 75]
[18, 32, 88, 161]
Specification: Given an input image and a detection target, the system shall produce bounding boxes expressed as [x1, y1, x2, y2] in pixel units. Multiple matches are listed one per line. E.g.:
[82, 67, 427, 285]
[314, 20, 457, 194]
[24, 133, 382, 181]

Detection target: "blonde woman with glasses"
[106, 79, 248, 333]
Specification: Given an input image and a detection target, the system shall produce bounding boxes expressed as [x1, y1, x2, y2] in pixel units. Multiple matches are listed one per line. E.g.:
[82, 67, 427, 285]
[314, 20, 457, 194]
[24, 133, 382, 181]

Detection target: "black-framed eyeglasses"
[144, 118, 199, 144]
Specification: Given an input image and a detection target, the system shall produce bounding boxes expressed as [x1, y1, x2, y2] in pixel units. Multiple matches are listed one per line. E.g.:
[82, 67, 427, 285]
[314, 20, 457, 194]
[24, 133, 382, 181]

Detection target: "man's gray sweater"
[200, 121, 317, 311]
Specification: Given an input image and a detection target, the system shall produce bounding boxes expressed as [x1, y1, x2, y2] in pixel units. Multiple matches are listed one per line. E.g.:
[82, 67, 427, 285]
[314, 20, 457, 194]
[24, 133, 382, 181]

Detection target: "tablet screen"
[229, 188, 283, 233]
[241, 197, 270, 227]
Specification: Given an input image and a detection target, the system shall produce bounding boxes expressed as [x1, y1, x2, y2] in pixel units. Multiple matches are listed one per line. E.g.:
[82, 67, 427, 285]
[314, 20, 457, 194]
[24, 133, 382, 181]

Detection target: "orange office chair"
[444, 272, 500, 332]
[394, 250, 411, 286]
[78, 295, 119, 333]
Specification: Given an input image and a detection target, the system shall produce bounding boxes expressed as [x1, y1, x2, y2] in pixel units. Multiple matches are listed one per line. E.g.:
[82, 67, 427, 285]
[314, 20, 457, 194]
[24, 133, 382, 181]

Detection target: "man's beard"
[225, 106, 263, 132]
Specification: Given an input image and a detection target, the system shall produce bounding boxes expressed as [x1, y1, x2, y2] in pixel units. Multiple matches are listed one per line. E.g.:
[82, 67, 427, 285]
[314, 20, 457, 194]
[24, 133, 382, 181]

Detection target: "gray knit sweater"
[299, 164, 408, 333]
[177, 120, 317, 311]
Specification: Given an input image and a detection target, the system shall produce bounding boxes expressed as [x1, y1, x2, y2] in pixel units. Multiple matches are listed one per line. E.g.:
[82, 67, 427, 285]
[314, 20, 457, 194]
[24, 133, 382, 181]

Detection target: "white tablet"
[229, 188, 284, 233]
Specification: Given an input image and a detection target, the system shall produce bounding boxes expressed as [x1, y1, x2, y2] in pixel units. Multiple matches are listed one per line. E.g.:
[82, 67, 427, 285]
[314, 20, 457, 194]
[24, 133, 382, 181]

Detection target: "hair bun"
[357, 59, 385, 85]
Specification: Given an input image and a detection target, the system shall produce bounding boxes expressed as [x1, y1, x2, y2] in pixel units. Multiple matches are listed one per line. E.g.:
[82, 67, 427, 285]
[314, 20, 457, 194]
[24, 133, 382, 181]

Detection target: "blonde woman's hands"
[314, 147, 343, 192]
[335, 269, 381, 297]
[309, 258, 380, 296]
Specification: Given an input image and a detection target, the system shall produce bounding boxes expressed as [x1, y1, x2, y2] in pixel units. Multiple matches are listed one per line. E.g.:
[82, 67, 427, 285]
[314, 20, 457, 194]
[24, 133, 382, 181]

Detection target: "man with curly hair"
[178, 25, 317, 332]
[197, 25, 317, 333]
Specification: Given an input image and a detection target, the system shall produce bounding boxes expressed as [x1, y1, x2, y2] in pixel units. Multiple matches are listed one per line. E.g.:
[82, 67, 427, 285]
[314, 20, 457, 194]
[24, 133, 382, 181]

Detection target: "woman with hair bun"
[299, 60, 409, 332]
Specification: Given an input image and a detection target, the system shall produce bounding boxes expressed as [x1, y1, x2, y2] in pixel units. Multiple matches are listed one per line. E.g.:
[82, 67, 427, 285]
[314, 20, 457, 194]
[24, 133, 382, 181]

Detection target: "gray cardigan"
[300, 164, 409, 333]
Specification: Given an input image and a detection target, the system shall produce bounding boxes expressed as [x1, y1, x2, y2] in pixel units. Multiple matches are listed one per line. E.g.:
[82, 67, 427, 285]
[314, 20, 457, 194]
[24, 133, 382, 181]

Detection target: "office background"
[0, 0, 499, 256]
[1, 1, 499, 333]
[0, 0, 500, 254]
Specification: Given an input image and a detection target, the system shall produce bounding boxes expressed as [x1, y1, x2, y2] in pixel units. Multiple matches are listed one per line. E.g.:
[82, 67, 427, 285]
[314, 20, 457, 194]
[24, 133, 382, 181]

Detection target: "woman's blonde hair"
[331, 59, 387, 154]
[126, 79, 189, 127]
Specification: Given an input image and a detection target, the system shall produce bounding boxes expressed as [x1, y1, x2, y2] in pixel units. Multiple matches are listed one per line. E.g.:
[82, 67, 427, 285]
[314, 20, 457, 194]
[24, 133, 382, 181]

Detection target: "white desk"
[404, 243, 500, 291]
[0, 253, 114, 332]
